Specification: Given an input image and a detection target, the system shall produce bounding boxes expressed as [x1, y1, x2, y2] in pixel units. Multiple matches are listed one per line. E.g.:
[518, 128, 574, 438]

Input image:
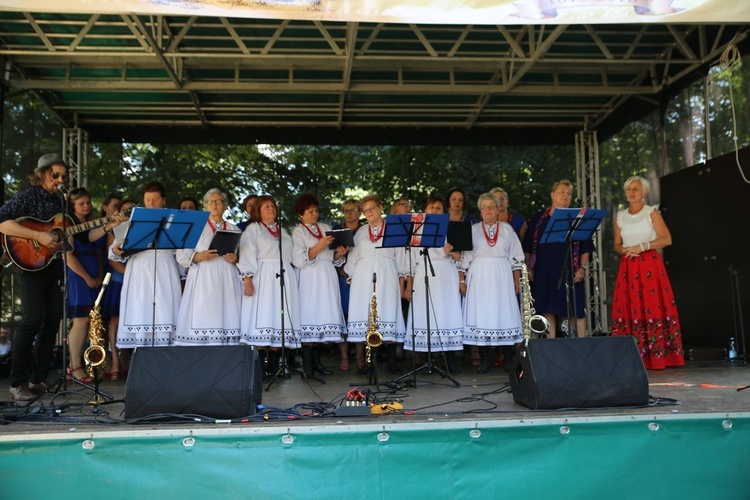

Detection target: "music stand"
[121, 208, 208, 345]
[540, 208, 607, 337]
[383, 213, 460, 388]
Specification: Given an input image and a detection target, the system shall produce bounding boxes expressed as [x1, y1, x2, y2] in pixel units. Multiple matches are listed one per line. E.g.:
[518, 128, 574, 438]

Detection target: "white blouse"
[617, 204, 658, 248]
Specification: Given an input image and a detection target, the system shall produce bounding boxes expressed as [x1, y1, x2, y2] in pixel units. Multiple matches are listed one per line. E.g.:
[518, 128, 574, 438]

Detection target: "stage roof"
[0, 11, 748, 145]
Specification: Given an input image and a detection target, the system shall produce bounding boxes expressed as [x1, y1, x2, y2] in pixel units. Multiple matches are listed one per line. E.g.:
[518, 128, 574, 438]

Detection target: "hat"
[36, 153, 67, 172]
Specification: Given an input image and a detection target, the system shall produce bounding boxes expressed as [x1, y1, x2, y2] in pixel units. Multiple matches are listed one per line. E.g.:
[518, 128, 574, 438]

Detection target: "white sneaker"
[9, 384, 36, 401]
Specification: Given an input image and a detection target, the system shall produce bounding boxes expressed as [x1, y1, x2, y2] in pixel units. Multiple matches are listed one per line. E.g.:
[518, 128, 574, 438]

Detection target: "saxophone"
[365, 273, 382, 365]
[518, 261, 550, 340]
[84, 272, 111, 378]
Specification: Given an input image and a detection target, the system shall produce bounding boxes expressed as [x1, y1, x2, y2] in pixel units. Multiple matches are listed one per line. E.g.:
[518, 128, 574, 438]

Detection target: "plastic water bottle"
[728, 337, 738, 359]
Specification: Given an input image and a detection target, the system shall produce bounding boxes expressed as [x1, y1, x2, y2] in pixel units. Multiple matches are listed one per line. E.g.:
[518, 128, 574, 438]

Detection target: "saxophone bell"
[529, 314, 550, 335]
[83, 344, 107, 368]
[517, 260, 549, 339]
[366, 330, 383, 348]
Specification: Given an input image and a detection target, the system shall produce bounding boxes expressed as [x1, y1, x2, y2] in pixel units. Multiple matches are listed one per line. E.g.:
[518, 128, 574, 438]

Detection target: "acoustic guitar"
[1, 208, 132, 271]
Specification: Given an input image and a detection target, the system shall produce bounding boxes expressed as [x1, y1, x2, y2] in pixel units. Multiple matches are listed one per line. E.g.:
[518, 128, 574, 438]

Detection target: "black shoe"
[28, 380, 48, 396]
[302, 346, 314, 379]
[357, 364, 372, 376]
[387, 344, 401, 374]
[313, 346, 332, 375]
[477, 346, 491, 374]
[502, 346, 515, 373]
[445, 351, 461, 374]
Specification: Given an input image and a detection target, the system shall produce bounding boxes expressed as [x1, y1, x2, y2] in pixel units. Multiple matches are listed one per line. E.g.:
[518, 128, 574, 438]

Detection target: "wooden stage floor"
[2, 351, 750, 434]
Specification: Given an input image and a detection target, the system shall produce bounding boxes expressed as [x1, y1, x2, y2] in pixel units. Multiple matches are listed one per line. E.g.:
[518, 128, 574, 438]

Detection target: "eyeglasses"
[205, 199, 225, 206]
[362, 205, 379, 214]
[51, 171, 68, 180]
[343, 208, 360, 214]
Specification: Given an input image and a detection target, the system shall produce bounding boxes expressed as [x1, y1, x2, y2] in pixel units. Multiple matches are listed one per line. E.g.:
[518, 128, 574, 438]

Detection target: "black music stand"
[122, 208, 208, 257]
[121, 208, 207, 345]
[382, 213, 460, 388]
[540, 208, 607, 337]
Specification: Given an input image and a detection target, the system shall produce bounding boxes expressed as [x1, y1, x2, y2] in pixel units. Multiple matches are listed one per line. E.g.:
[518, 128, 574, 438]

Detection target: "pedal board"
[334, 400, 371, 417]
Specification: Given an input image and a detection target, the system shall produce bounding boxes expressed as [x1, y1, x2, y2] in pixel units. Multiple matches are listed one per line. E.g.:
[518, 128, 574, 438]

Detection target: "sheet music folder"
[540, 208, 608, 244]
[209, 230, 241, 255]
[447, 221, 473, 251]
[122, 207, 209, 257]
[382, 213, 449, 249]
[326, 228, 354, 249]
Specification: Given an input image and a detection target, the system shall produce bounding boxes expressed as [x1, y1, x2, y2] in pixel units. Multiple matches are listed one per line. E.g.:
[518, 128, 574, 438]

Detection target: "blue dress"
[67, 230, 105, 318]
[100, 269, 123, 318]
[508, 213, 526, 239]
[523, 209, 593, 318]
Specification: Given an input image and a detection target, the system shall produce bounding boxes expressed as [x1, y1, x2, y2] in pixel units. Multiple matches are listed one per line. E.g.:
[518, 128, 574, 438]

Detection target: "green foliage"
[1, 93, 61, 193]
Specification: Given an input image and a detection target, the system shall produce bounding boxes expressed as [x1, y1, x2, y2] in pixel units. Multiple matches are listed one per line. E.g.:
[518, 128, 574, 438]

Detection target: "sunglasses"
[51, 171, 68, 180]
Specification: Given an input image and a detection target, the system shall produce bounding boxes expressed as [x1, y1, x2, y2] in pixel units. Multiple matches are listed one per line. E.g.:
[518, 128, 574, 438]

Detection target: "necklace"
[369, 223, 384, 243]
[627, 205, 645, 218]
[208, 219, 226, 233]
[261, 221, 280, 239]
[482, 222, 499, 247]
[303, 222, 322, 239]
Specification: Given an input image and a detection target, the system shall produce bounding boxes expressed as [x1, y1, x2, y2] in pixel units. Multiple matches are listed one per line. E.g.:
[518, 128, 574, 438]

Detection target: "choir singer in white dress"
[238, 195, 301, 378]
[174, 188, 242, 346]
[454, 193, 524, 374]
[110, 181, 182, 348]
[292, 193, 348, 377]
[403, 196, 464, 373]
[345, 194, 406, 374]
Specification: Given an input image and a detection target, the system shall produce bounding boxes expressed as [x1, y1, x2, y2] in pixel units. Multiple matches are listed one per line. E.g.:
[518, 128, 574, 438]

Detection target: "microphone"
[57, 183, 68, 194]
[372, 272, 377, 284]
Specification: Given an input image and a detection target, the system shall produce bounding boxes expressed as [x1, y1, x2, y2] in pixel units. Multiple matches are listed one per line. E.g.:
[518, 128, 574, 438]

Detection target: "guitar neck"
[64, 215, 112, 238]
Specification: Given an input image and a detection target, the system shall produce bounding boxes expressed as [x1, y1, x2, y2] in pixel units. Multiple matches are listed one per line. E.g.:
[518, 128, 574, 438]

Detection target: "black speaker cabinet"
[509, 337, 649, 410]
[125, 345, 262, 419]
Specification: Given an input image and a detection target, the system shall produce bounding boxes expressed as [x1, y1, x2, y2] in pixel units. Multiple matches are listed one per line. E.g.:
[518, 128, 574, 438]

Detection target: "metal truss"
[0, 12, 746, 143]
[62, 128, 88, 189]
[575, 129, 608, 335]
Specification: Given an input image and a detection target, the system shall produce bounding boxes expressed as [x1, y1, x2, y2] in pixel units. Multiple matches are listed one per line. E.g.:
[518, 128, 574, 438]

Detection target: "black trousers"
[11, 260, 64, 387]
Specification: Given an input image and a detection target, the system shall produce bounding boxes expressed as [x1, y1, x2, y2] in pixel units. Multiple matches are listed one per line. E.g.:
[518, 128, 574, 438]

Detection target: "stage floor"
[2, 352, 750, 433]
[3, 352, 750, 499]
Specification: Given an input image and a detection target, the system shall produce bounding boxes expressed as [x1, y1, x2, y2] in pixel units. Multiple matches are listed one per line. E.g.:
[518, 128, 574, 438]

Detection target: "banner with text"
[0, 0, 748, 25]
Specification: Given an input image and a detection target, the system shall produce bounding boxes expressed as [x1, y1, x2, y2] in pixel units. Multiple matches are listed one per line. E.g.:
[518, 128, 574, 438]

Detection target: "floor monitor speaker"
[125, 345, 262, 419]
[509, 336, 649, 410]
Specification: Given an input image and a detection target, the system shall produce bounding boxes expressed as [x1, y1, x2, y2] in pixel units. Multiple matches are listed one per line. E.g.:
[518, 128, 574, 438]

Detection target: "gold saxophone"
[365, 273, 382, 365]
[84, 272, 112, 378]
[518, 261, 550, 340]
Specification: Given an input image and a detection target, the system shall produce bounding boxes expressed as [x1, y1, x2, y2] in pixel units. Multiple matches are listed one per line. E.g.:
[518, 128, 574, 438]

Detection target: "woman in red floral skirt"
[611, 175, 684, 369]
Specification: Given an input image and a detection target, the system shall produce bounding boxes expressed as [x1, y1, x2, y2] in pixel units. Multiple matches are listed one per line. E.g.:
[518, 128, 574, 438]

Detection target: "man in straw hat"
[0, 153, 70, 400]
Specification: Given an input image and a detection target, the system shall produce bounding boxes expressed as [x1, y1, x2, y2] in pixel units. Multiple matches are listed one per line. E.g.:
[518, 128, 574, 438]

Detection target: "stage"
[1, 353, 750, 498]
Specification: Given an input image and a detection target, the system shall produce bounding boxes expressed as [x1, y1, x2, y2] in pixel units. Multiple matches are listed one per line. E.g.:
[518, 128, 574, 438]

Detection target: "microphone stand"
[49, 185, 71, 394]
[266, 212, 321, 391]
[390, 247, 460, 388]
[556, 210, 582, 338]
